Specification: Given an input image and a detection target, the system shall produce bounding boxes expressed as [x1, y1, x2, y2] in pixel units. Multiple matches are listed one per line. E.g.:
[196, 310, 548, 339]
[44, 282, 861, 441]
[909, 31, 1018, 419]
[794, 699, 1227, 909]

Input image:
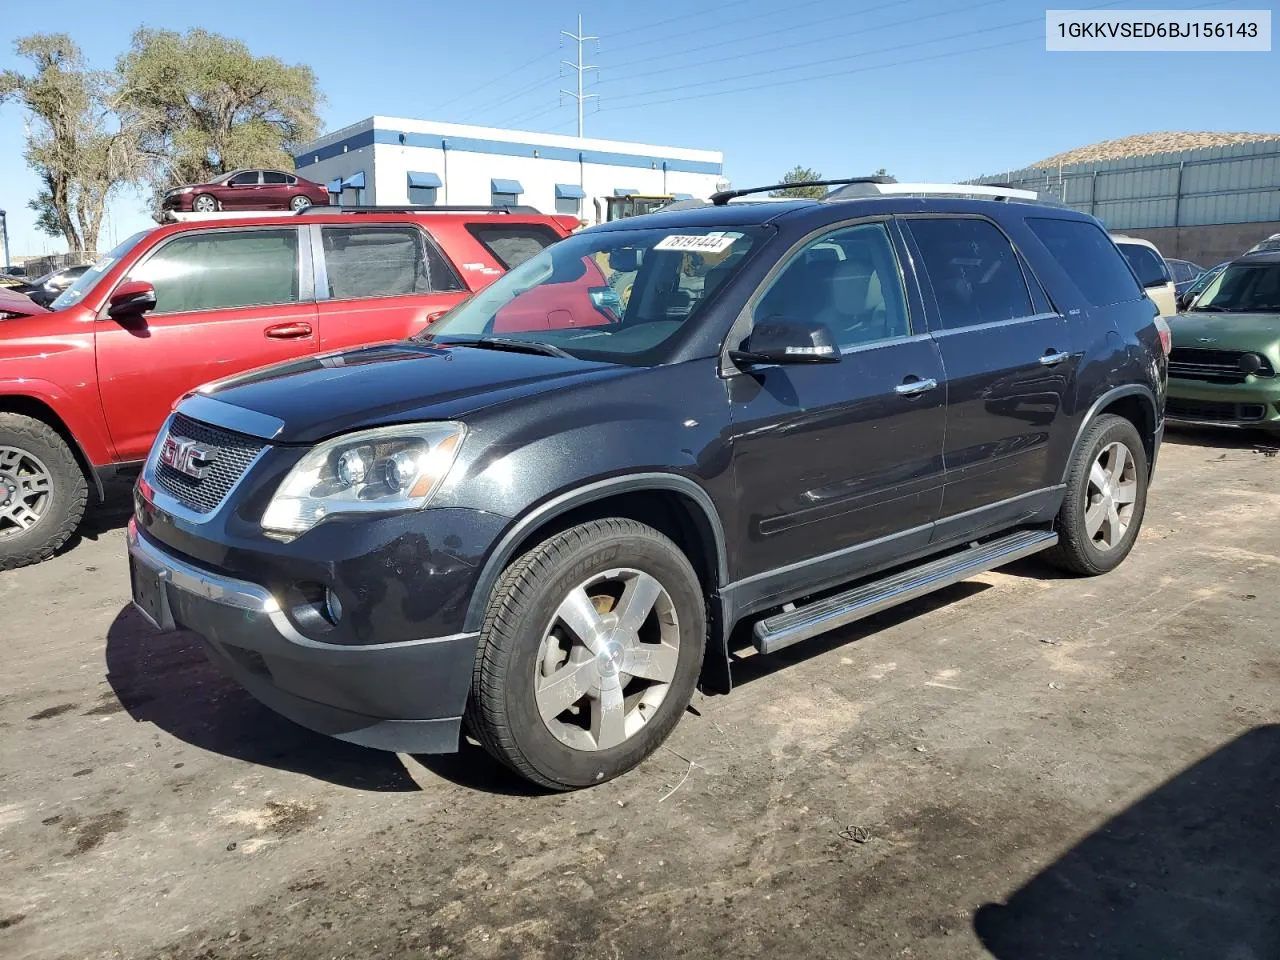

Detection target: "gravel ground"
[1, 428, 1278, 960]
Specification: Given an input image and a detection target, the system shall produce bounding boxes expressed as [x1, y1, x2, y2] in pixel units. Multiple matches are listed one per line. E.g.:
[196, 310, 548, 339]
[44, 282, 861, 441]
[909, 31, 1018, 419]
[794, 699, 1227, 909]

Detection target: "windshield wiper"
[1191, 305, 1227, 312]
[438, 337, 573, 359]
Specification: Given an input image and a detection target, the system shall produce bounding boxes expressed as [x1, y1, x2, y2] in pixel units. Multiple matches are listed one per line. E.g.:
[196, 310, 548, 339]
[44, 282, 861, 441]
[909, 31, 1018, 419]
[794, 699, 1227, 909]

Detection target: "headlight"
[261, 422, 466, 535]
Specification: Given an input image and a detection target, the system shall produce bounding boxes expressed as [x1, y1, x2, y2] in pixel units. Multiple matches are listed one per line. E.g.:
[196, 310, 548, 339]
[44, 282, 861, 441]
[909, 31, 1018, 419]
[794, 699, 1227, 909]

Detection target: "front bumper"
[1166, 377, 1280, 429]
[126, 519, 478, 754]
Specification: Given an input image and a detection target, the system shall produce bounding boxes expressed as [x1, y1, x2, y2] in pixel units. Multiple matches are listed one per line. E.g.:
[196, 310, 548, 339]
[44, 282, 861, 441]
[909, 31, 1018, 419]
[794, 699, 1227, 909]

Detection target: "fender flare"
[462, 472, 728, 634]
[0, 379, 109, 501]
[1060, 384, 1160, 485]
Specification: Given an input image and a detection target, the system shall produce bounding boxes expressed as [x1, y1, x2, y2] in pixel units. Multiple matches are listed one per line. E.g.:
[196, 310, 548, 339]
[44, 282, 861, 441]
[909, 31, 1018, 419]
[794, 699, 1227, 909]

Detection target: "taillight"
[1154, 315, 1172, 356]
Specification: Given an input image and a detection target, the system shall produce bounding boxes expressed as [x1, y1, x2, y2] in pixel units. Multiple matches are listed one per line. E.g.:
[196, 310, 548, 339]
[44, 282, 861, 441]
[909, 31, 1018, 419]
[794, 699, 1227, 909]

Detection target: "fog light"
[324, 587, 343, 624]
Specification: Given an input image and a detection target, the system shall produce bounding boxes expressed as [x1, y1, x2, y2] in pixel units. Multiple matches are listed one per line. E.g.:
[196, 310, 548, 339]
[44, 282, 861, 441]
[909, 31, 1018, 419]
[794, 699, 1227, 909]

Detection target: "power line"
[431, 50, 556, 117]
[589, 0, 1239, 117]
[595, 0, 1013, 90]
[459, 71, 562, 125]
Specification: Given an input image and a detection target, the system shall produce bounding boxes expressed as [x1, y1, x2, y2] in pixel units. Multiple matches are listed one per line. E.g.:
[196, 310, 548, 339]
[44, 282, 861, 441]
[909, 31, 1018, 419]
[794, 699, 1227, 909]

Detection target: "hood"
[195, 341, 625, 443]
[1170, 311, 1280, 353]
[0, 287, 48, 318]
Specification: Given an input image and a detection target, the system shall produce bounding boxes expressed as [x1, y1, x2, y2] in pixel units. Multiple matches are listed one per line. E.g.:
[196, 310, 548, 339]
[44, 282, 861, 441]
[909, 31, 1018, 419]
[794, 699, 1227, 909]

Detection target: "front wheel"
[0, 414, 88, 571]
[466, 519, 706, 790]
[1045, 414, 1149, 576]
[191, 193, 219, 213]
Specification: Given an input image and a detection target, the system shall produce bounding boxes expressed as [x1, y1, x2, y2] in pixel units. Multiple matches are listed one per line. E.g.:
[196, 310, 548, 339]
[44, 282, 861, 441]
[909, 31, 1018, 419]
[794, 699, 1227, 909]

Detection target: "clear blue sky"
[1, 0, 1275, 255]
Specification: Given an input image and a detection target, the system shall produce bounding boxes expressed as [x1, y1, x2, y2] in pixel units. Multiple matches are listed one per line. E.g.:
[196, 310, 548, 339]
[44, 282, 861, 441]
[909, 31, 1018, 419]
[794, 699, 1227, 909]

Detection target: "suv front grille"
[1168, 347, 1276, 384]
[152, 413, 266, 514]
[1166, 398, 1268, 423]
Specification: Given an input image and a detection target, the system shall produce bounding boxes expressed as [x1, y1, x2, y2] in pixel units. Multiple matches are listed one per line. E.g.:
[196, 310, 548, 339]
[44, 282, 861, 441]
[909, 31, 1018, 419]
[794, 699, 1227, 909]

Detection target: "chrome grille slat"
[152, 414, 266, 514]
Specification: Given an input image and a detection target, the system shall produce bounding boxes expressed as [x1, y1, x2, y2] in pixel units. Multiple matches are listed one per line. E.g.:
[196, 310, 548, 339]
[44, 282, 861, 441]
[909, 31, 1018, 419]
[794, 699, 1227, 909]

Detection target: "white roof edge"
[350, 115, 722, 163]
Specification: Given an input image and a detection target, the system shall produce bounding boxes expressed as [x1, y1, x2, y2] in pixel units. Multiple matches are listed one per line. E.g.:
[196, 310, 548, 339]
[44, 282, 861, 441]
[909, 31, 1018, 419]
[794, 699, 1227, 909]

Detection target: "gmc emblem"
[159, 436, 215, 480]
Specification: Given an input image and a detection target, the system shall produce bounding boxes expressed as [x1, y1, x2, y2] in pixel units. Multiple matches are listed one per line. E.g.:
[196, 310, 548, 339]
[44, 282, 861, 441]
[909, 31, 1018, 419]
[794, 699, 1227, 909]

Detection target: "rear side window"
[1118, 242, 1171, 287]
[1026, 218, 1142, 307]
[262, 171, 289, 185]
[321, 226, 463, 299]
[906, 218, 1034, 330]
[129, 229, 299, 314]
[466, 224, 562, 270]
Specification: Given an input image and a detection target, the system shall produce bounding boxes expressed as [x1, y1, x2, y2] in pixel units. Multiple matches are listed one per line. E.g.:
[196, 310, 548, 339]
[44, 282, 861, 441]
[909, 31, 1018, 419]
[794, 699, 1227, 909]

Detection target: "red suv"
[161, 169, 331, 214]
[0, 207, 579, 569]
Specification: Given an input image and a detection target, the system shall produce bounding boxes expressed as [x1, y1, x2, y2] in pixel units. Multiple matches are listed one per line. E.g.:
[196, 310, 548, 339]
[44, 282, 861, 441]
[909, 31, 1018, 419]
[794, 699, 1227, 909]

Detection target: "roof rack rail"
[824, 181, 1039, 202]
[294, 204, 542, 216]
[710, 176, 894, 206]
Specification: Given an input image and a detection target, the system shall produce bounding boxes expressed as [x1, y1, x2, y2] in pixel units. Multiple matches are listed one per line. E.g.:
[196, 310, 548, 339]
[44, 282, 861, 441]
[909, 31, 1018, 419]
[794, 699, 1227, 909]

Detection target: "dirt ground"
[2, 428, 1279, 960]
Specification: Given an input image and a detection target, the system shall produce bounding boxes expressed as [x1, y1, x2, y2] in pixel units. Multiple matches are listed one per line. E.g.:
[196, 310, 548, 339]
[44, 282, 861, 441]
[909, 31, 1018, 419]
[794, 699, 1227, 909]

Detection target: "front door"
[312, 223, 471, 349]
[221, 170, 264, 209]
[902, 215, 1078, 533]
[724, 220, 948, 592]
[95, 227, 317, 460]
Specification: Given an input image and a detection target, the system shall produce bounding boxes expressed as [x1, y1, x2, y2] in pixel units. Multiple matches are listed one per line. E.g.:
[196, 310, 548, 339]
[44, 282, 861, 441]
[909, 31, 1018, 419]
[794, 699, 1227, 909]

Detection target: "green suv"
[1166, 251, 1280, 433]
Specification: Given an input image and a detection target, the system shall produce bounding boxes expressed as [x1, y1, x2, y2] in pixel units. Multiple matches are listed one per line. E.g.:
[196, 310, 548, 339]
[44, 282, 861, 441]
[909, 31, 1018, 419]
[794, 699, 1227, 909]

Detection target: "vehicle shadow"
[410, 739, 546, 798]
[103, 605, 421, 791]
[1162, 423, 1280, 452]
[55, 477, 136, 557]
[727, 580, 992, 687]
[975, 724, 1280, 959]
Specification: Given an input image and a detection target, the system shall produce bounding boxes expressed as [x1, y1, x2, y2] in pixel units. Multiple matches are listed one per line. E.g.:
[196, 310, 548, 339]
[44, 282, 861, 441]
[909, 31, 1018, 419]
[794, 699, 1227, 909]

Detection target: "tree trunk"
[44, 171, 83, 253]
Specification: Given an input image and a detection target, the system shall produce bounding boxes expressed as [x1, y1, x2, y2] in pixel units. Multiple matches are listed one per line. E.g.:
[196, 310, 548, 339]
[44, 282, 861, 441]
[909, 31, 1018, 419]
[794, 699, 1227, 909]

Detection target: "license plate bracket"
[130, 556, 174, 630]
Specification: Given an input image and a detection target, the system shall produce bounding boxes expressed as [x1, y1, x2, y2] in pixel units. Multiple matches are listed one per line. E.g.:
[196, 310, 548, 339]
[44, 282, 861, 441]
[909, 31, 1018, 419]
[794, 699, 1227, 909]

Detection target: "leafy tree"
[770, 166, 827, 199]
[0, 35, 140, 253]
[118, 29, 323, 195]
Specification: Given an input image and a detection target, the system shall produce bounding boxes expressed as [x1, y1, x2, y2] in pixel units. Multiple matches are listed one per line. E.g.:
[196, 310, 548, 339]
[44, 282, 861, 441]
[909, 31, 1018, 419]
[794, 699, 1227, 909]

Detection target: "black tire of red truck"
[0, 413, 88, 571]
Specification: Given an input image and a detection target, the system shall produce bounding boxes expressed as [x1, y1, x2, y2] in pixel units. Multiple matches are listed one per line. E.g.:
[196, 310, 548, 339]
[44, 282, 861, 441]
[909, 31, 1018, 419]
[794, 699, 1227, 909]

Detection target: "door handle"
[264, 322, 313, 339]
[1039, 350, 1070, 366]
[895, 377, 938, 397]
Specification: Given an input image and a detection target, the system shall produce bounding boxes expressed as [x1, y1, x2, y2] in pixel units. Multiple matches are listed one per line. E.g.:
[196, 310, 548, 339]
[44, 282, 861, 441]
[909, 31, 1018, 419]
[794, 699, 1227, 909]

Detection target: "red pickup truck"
[0, 207, 581, 569]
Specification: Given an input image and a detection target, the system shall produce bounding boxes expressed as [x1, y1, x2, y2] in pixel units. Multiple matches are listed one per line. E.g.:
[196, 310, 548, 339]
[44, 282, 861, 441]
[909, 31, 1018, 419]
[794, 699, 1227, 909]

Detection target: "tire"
[466, 518, 706, 791]
[192, 194, 219, 213]
[0, 414, 88, 571]
[289, 195, 312, 211]
[1045, 414, 1149, 576]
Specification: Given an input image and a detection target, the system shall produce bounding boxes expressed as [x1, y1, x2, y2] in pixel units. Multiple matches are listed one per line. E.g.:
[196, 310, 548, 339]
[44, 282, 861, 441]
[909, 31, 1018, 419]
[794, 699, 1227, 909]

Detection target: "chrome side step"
[751, 529, 1058, 655]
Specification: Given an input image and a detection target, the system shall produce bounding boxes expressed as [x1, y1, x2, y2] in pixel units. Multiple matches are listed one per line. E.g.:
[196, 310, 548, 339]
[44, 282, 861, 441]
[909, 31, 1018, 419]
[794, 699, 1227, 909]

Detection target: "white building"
[292, 116, 725, 225]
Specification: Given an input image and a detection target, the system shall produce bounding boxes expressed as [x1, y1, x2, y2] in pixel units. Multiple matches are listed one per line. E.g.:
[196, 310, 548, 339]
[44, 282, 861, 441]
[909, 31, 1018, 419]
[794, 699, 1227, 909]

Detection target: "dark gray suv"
[128, 179, 1169, 790]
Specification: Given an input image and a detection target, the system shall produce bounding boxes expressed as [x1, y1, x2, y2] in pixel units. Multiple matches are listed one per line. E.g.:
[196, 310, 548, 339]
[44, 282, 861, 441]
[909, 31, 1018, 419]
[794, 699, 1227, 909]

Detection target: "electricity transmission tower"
[560, 14, 598, 138]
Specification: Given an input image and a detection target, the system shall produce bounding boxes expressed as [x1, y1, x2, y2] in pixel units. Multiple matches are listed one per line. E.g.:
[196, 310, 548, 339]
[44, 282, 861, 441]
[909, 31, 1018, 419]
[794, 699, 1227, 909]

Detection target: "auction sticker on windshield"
[654, 234, 738, 253]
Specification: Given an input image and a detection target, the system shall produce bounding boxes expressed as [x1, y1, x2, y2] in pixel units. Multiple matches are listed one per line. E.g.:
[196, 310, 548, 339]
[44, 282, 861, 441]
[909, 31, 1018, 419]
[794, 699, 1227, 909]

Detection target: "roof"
[1031, 131, 1280, 169]
[1231, 251, 1280, 266]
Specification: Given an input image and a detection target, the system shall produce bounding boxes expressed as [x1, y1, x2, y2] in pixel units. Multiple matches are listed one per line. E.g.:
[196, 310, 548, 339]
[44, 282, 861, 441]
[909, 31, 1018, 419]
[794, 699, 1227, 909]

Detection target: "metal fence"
[972, 139, 1280, 231]
[19, 252, 97, 277]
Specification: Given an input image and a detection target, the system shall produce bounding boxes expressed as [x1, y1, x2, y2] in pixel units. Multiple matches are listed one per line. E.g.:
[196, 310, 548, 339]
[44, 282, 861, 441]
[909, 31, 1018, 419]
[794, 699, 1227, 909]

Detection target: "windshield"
[421, 225, 764, 365]
[1186, 263, 1226, 297]
[1191, 262, 1280, 313]
[49, 231, 152, 310]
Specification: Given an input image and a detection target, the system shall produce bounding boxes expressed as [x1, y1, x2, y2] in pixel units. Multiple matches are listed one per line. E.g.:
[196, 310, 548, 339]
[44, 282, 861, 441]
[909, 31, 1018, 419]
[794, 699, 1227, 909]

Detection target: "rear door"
[902, 215, 1078, 535]
[95, 227, 317, 460]
[261, 171, 292, 209]
[311, 222, 469, 349]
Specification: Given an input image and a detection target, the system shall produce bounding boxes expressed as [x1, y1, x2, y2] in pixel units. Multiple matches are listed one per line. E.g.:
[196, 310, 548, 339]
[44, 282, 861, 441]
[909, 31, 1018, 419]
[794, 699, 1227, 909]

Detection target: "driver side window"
[755, 222, 911, 351]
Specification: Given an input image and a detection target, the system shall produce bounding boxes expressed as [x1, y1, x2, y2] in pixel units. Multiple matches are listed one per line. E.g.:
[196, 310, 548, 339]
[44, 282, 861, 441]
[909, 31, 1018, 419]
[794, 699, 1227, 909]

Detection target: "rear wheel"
[192, 194, 218, 213]
[0, 414, 88, 571]
[1045, 414, 1148, 576]
[289, 195, 312, 211]
[466, 519, 705, 790]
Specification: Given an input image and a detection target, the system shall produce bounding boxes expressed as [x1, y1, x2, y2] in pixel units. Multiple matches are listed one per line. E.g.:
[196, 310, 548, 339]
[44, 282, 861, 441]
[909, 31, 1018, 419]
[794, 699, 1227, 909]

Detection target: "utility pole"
[560, 14, 598, 139]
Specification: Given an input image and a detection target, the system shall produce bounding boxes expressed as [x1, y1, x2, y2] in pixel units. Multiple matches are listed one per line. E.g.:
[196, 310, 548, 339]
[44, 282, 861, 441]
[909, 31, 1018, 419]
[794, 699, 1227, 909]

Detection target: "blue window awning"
[342, 171, 365, 189]
[407, 171, 442, 188]
[555, 183, 586, 199]
[326, 178, 343, 194]
[613, 187, 639, 197]
[672, 193, 694, 201]
[491, 178, 523, 195]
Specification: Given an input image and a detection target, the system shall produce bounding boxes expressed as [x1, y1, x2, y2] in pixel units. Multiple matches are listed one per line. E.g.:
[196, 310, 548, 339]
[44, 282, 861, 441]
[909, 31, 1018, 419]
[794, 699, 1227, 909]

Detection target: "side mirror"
[608, 248, 641, 272]
[107, 280, 157, 320]
[729, 318, 840, 366]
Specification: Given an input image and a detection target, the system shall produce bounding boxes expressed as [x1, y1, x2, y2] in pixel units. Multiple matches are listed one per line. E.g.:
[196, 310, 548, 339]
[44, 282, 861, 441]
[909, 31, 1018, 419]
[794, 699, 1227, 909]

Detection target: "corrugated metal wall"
[972, 139, 1280, 230]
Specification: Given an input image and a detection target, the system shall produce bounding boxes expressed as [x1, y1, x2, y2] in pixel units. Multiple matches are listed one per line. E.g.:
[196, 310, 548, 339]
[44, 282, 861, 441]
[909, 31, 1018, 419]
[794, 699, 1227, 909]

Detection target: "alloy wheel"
[1085, 441, 1138, 551]
[193, 195, 217, 213]
[290, 196, 312, 211]
[0, 446, 53, 539]
[535, 568, 680, 752]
